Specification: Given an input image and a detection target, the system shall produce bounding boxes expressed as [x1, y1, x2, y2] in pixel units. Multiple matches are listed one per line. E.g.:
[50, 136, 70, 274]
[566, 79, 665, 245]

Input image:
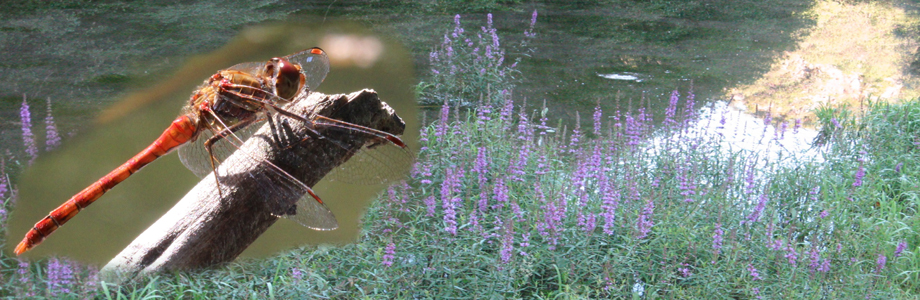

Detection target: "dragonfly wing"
[309, 118, 415, 185]
[225, 62, 265, 75]
[285, 47, 330, 92]
[178, 119, 264, 178]
[281, 196, 339, 230]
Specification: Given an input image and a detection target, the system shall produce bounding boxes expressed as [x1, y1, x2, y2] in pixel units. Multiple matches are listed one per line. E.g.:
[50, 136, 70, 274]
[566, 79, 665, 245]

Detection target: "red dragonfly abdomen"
[14, 115, 199, 255]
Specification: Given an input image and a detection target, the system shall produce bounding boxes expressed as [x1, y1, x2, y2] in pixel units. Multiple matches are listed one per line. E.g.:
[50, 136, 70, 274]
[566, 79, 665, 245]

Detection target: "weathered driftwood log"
[100, 89, 405, 279]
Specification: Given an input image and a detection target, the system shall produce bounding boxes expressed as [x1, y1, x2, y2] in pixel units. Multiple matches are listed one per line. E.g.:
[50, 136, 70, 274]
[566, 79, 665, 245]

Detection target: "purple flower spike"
[784, 242, 798, 266]
[18, 260, 30, 284]
[895, 241, 907, 257]
[45, 98, 61, 151]
[593, 104, 603, 136]
[382, 242, 396, 267]
[808, 247, 821, 274]
[747, 264, 763, 280]
[20, 95, 37, 164]
[500, 219, 514, 263]
[46, 257, 74, 296]
[635, 199, 654, 239]
[291, 267, 303, 282]
[712, 223, 724, 253]
[436, 99, 450, 141]
[665, 90, 679, 125]
[876, 254, 887, 273]
[745, 193, 768, 224]
[531, 10, 538, 27]
[853, 161, 865, 187]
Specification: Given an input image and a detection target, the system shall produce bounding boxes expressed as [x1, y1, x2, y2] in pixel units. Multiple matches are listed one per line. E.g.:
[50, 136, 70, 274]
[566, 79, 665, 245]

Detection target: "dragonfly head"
[266, 57, 306, 101]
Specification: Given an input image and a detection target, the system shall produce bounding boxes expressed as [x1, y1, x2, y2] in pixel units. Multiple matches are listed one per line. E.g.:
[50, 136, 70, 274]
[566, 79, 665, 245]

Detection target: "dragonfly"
[14, 47, 413, 255]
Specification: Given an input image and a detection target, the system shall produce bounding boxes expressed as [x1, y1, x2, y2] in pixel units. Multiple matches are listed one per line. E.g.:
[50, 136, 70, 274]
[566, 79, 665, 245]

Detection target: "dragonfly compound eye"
[273, 57, 303, 101]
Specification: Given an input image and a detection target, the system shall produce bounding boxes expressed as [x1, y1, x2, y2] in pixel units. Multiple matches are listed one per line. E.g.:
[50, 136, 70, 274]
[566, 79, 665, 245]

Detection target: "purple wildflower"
[593, 104, 603, 136]
[46, 257, 74, 296]
[499, 93, 514, 128]
[678, 156, 696, 202]
[876, 253, 887, 273]
[45, 98, 61, 151]
[21, 95, 37, 164]
[678, 263, 692, 278]
[493, 177, 508, 210]
[746, 193, 768, 224]
[853, 154, 866, 187]
[291, 267, 303, 282]
[441, 167, 464, 235]
[0, 164, 7, 199]
[424, 196, 436, 217]
[474, 147, 491, 215]
[490, 29, 500, 50]
[817, 258, 831, 273]
[530, 10, 538, 27]
[664, 90, 679, 125]
[18, 260, 30, 283]
[895, 240, 907, 257]
[635, 199, 654, 239]
[519, 233, 530, 256]
[418, 163, 433, 185]
[794, 118, 802, 134]
[382, 242, 396, 267]
[819, 210, 829, 219]
[744, 161, 756, 194]
[784, 242, 798, 266]
[747, 264, 763, 280]
[601, 175, 620, 235]
[769, 239, 784, 251]
[535, 182, 562, 249]
[435, 99, 450, 141]
[568, 112, 583, 154]
[712, 223, 724, 254]
[831, 117, 841, 129]
[778, 121, 787, 140]
[524, 10, 539, 38]
[683, 85, 696, 123]
[808, 247, 821, 274]
[624, 114, 642, 146]
[452, 14, 464, 38]
[500, 219, 514, 263]
[895, 162, 903, 173]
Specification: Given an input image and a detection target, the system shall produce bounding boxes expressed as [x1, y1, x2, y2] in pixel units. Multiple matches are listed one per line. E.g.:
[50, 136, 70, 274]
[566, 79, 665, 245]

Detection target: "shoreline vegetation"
[1, 2, 919, 299]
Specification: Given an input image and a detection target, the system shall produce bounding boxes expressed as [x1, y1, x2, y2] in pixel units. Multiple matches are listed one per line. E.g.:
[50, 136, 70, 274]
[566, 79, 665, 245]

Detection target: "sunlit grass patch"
[729, 0, 920, 123]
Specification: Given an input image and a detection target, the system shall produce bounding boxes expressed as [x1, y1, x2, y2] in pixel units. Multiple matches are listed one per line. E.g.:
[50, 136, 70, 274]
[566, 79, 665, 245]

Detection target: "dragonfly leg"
[204, 117, 258, 199]
[218, 87, 327, 142]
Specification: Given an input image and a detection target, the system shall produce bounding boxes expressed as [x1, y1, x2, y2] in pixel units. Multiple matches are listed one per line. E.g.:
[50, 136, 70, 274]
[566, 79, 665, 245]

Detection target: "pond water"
[1, 1, 916, 265]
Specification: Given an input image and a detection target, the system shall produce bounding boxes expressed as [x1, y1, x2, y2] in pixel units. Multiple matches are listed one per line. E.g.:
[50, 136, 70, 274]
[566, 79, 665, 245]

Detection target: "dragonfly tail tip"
[13, 241, 30, 256]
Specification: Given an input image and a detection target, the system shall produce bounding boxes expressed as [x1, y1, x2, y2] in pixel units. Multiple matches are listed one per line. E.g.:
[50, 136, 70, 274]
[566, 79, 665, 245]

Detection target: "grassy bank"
[3, 90, 920, 298]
